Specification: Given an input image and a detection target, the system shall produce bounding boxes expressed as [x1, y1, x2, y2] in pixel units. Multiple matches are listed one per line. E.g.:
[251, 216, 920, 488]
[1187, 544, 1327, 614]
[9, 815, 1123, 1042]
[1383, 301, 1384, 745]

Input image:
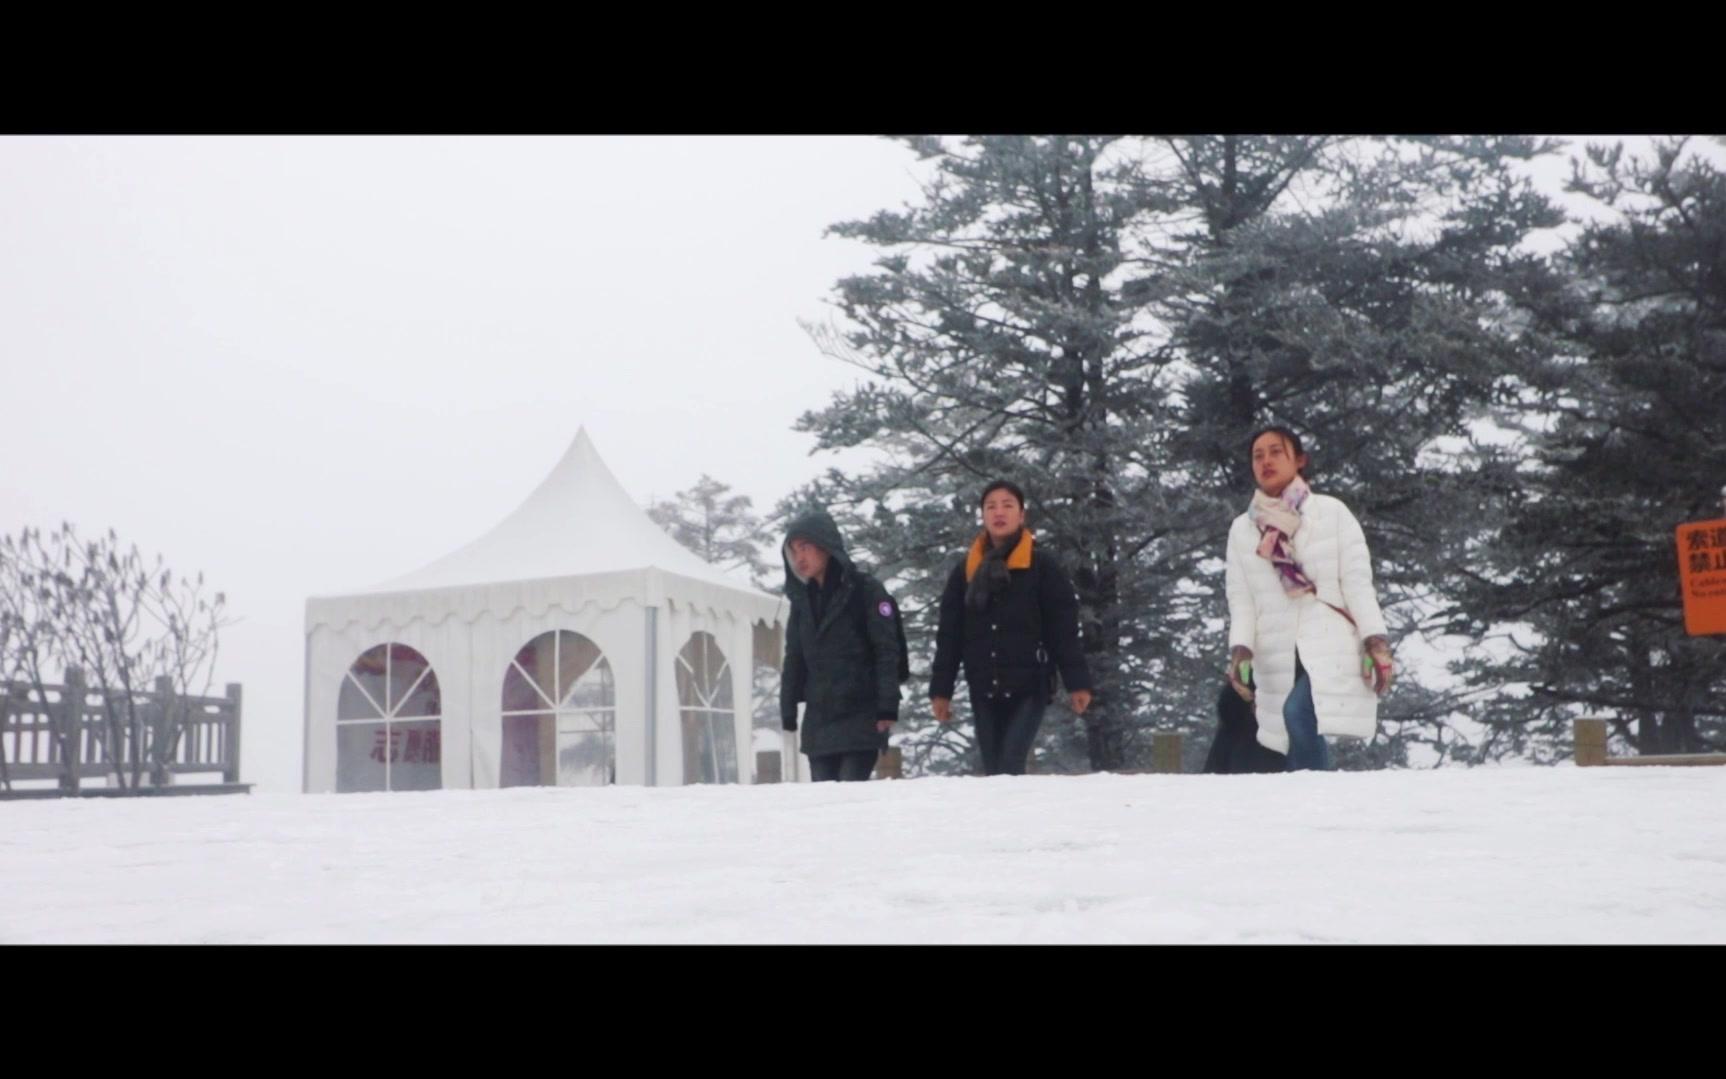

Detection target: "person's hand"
[1363, 636, 1394, 697]
[876, 719, 896, 734]
[1227, 646, 1255, 703]
[1069, 689, 1092, 715]
[931, 697, 952, 724]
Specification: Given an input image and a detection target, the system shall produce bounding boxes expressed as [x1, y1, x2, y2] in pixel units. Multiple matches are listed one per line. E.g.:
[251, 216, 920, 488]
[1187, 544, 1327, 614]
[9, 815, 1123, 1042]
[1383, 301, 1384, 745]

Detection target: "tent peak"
[340, 427, 772, 600]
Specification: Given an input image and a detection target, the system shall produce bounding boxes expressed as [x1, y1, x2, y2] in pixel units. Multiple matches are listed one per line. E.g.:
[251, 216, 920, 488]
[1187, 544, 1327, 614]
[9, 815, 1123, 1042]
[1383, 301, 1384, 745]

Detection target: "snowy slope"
[2, 768, 1722, 943]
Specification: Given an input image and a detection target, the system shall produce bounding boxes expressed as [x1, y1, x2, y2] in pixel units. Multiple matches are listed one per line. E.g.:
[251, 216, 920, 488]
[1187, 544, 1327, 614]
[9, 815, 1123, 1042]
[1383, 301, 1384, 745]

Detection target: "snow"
[2, 767, 1723, 943]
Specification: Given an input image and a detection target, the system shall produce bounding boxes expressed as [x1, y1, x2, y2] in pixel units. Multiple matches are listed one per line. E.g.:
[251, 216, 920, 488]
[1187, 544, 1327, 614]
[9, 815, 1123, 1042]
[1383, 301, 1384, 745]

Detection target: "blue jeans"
[1283, 656, 1331, 772]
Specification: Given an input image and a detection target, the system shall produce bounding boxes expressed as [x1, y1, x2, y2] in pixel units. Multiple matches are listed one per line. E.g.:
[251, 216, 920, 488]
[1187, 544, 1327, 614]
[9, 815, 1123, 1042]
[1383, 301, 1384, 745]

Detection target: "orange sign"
[1677, 518, 1726, 636]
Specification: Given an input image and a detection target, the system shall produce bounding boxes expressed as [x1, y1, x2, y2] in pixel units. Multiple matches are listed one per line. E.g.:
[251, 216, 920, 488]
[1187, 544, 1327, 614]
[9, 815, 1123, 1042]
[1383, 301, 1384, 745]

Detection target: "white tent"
[302, 429, 791, 793]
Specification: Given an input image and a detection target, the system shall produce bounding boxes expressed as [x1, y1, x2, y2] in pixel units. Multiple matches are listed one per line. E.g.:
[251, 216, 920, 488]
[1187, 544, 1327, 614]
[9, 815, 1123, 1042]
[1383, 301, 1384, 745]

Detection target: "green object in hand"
[1238, 659, 1253, 685]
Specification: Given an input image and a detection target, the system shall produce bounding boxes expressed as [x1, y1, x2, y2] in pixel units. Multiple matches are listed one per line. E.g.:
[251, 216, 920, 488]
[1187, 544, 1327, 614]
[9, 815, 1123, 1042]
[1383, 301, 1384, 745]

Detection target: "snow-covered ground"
[3, 767, 1722, 943]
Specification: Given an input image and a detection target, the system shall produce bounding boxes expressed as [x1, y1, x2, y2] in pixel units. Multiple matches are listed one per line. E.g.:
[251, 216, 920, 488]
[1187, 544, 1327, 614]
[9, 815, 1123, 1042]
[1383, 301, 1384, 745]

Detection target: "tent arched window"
[677, 631, 737, 784]
[336, 643, 442, 792]
[501, 630, 616, 787]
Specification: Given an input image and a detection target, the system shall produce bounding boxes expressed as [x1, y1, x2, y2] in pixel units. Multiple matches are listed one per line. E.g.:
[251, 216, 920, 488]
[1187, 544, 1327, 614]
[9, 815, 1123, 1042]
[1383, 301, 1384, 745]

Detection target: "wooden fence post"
[224, 683, 243, 784]
[150, 676, 175, 787]
[0, 686, 11, 791]
[59, 667, 85, 794]
[755, 750, 782, 784]
[1152, 731, 1184, 774]
[1574, 718, 1609, 767]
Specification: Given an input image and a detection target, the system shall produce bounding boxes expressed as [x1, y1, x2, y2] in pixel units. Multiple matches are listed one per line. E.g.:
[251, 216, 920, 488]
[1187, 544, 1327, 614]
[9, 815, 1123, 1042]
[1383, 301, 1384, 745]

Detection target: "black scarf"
[966, 528, 1022, 613]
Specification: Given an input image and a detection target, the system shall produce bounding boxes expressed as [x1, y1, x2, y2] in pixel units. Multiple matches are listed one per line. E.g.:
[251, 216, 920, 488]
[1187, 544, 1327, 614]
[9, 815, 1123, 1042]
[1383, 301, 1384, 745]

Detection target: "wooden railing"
[1, 667, 242, 791]
[1573, 718, 1726, 767]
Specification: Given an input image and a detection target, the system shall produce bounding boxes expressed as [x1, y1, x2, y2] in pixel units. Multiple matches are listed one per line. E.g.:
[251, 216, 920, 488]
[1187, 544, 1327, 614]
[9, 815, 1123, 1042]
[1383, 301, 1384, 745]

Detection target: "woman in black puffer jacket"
[929, 480, 1093, 776]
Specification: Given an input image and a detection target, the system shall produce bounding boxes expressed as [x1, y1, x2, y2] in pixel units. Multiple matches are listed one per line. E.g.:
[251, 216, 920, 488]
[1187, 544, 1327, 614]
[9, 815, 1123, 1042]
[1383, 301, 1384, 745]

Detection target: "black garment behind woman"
[1202, 682, 1288, 774]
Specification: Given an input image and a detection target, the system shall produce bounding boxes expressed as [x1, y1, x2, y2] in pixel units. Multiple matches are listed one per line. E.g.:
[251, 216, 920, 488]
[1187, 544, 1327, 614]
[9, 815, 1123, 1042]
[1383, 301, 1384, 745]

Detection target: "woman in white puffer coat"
[1224, 427, 1394, 770]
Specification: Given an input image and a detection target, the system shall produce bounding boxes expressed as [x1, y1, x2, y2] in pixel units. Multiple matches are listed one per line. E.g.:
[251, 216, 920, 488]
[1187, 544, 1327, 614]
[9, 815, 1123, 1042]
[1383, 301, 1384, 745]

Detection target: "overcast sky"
[3, 135, 1718, 793]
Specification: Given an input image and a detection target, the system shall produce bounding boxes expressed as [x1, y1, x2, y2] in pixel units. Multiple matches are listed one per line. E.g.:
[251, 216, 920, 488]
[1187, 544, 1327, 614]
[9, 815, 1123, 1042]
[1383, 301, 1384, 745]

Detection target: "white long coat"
[1225, 493, 1387, 753]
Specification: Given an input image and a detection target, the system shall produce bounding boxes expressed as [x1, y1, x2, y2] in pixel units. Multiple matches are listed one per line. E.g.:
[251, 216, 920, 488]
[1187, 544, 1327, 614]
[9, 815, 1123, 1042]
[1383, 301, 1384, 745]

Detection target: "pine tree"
[1455, 138, 1726, 759]
[794, 136, 1171, 772]
[797, 135, 1566, 772]
[648, 475, 773, 589]
[1144, 135, 1567, 767]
